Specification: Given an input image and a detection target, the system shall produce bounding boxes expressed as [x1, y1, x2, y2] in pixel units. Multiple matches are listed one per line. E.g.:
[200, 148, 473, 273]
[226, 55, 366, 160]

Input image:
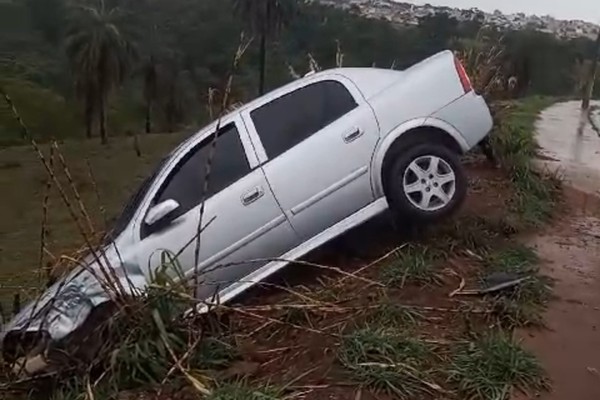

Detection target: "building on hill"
[314, 0, 599, 40]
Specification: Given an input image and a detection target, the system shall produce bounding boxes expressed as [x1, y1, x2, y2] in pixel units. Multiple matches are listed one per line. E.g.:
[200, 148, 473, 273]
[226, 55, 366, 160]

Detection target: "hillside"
[319, 0, 599, 40]
[0, 133, 187, 303]
[0, 0, 599, 145]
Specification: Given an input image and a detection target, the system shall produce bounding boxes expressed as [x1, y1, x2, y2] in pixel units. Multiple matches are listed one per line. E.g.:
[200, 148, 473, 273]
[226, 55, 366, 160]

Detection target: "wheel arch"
[370, 118, 469, 198]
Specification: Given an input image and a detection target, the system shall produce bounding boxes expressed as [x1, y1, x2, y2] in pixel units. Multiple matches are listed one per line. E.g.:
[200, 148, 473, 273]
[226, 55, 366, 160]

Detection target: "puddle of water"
[536, 101, 600, 195]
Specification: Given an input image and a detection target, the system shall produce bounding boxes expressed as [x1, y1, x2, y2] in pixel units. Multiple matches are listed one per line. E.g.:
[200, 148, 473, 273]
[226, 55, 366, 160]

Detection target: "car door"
[241, 76, 380, 240]
[132, 117, 299, 300]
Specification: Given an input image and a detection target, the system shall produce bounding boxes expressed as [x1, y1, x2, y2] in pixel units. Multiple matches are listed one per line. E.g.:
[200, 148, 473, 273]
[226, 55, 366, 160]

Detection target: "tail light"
[454, 56, 473, 94]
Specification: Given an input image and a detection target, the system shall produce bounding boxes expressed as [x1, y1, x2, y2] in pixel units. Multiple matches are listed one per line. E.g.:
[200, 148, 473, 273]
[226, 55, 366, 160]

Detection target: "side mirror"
[144, 199, 180, 227]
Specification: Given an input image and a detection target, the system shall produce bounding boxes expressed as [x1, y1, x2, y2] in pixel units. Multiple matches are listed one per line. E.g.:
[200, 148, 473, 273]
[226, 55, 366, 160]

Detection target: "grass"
[207, 382, 281, 400]
[483, 244, 552, 327]
[484, 243, 539, 274]
[448, 332, 549, 400]
[366, 302, 423, 329]
[0, 133, 187, 305]
[490, 97, 561, 228]
[433, 215, 504, 252]
[338, 327, 437, 398]
[4, 262, 237, 399]
[380, 245, 442, 288]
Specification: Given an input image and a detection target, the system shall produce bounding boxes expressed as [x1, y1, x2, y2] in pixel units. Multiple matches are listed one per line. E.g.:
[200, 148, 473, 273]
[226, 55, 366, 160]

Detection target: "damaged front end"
[1, 245, 150, 376]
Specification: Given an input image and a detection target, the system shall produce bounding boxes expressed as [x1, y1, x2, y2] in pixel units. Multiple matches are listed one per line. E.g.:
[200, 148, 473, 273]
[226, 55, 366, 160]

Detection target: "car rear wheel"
[385, 143, 467, 223]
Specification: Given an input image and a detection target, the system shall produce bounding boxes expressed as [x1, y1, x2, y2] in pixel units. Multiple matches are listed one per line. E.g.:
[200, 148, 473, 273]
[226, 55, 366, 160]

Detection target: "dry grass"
[457, 30, 511, 101]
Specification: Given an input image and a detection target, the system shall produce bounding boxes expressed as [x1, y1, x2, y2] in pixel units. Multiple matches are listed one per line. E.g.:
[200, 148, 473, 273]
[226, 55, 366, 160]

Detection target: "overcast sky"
[400, 0, 600, 23]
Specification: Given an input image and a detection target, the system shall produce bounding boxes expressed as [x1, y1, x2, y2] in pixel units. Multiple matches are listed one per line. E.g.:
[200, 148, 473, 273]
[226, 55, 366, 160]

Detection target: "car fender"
[370, 117, 469, 198]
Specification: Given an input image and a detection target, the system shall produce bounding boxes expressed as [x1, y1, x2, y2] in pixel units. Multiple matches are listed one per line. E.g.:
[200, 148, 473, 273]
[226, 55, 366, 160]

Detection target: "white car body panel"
[240, 74, 380, 241]
[208, 197, 390, 310]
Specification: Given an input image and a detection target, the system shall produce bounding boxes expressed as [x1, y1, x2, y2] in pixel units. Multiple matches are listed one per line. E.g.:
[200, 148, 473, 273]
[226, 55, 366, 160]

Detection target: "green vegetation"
[64, 1, 136, 143]
[449, 333, 548, 400]
[1, 0, 599, 144]
[491, 97, 561, 228]
[207, 382, 281, 400]
[366, 302, 423, 329]
[0, 133, 186, 303]
[380, 245, 442, 288]
[234, 0, 297, 96]
[338, 327, 436, 398]
[484, 243, 539, 273]
[484, 244, 552, 327]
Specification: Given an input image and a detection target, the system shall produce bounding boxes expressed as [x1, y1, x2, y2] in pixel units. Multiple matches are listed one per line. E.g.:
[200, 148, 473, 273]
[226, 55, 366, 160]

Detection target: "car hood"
[0, 244, 148, 349]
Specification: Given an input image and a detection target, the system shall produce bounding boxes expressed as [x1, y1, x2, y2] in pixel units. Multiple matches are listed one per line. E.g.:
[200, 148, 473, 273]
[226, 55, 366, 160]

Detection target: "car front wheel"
[385, 143, 467, 223]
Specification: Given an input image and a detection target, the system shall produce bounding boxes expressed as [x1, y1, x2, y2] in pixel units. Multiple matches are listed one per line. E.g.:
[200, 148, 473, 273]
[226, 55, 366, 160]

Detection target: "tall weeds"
[457, 30, 510, 101]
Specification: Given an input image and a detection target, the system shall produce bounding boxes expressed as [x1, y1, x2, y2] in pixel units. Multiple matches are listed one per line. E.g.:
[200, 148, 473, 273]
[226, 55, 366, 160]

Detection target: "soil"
[514, 189, 600, 400]
[514, 101, 600, 400]
[130, 158, 600, 400]
[214, 159, 513, 399]
[230, 164, 600, 400]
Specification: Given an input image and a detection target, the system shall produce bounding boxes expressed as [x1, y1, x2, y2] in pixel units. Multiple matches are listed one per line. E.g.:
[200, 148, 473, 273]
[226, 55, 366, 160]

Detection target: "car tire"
[384, 143, 467, 223]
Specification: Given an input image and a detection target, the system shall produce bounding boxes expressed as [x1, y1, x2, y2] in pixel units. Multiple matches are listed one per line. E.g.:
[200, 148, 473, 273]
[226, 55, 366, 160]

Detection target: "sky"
[400, 0, 600, 24]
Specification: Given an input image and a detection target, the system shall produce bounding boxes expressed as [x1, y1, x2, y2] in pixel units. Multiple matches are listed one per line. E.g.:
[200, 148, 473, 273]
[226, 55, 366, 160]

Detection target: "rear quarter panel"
[364, 50, 494, 198]
[428, 91, 494, 149]
[368, 50, 465, 137]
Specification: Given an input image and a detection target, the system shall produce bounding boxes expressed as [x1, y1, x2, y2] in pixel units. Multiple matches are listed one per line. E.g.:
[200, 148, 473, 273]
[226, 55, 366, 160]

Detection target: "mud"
[516, 102, 600, 400]
[515, 191, 600, 400]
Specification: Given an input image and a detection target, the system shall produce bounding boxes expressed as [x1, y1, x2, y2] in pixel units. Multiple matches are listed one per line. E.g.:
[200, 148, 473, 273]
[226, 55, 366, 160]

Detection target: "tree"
[25, 0, 67, 45]
[142, 55, 159, 134]
[234, 0, 296, 95]
[64, 0, 136, 143]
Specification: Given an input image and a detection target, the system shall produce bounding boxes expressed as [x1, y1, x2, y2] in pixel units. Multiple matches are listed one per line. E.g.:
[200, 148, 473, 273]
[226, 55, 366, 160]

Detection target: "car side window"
[250, 80, 358, 159]
[149, 123, 250, 226]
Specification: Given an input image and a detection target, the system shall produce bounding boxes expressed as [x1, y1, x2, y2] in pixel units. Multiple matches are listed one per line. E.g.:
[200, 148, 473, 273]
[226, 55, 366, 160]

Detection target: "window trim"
[131, 115, 257, 241]
[152, 122, 248, 207]
[240, 74, 365, 166]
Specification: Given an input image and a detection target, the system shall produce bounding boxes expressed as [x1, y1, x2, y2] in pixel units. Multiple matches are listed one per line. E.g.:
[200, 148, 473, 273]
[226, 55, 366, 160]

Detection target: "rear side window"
[153, 123, 250, 222]
[251, 80, 358, 159]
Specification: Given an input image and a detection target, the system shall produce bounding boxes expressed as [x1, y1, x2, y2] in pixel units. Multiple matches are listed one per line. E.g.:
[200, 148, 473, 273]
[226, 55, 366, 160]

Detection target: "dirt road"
[515, 101, 600, 400]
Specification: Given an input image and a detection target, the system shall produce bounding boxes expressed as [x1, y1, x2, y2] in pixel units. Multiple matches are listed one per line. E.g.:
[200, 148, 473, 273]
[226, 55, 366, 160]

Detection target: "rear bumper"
[430, 92, 494, 150]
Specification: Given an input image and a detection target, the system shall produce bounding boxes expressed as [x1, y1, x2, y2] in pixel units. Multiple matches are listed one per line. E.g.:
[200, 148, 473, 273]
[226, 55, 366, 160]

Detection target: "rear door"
[241, 76, 380, 240]
[133, 116, 298, 300]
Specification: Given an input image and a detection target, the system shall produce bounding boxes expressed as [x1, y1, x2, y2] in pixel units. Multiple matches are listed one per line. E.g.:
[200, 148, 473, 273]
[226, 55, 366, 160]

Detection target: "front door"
[132, 118, 298, 300]
[242, 77, 380, 240]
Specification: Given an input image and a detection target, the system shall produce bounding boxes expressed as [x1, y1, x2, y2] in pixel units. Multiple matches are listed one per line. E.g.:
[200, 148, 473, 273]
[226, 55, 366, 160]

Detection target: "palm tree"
[65, 0, 136, 144]
[234, 0, 296, 95]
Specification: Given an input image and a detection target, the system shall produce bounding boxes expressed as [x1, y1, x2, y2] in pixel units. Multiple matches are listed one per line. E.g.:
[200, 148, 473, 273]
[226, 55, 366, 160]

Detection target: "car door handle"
[241, 187, 264, 206]
[343, 128, 363, 143]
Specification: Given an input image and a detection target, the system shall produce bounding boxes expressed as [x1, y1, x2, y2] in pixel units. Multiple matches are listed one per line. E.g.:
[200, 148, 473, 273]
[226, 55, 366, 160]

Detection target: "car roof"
[175, 67, 402, 154]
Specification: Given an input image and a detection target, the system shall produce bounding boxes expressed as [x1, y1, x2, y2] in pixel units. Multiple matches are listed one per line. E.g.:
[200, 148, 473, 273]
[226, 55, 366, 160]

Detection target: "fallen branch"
[453, 276, 531, 296]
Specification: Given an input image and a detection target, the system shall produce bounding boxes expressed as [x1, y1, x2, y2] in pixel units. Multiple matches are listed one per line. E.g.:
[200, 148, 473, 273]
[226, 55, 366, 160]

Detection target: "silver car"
[2, 50, 493, 348]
